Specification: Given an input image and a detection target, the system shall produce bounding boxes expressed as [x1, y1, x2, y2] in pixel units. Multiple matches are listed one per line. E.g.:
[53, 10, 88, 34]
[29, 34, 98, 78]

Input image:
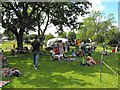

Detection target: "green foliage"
[2, 1, 92, 49]
[68, 31, 76, 41]
[30, 34, 38, 40]
[3, 31, 15, 40]
[23, 34, 37, 41]
[58, 32, 66, 38]
[45, 33, 54, 43]
[78, 11, 119, 44]
[108, 32, 120, 46]
[23, 35, 29, 41]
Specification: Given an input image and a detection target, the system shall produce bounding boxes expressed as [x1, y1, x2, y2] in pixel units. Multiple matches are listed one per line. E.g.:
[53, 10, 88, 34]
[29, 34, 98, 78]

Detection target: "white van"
[45, 38, 68, 50]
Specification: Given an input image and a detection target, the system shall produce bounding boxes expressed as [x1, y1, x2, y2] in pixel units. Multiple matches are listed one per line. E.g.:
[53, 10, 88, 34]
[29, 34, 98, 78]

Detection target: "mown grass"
[1, 41, 119, 88]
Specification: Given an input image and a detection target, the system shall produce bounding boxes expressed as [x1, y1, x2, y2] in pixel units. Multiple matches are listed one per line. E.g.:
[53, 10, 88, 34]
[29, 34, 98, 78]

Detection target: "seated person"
[80, 58, 86, 66]
[112, 47, 115, 53]
[1, 68, 22, 77]
[85, 45, 89, 53]
[53, 47, 59, 55]
[50, 47, 61, 61]
[86, 53, 96, 66]
[0, 54, 9, 68]
[101, 48, 108, 55]
[23, 47, 29, 53]
[11, 49, 15, 56]
[71, 50, 76, 57]
[76, 50, 85, 57]
[88, 46, 91, 53]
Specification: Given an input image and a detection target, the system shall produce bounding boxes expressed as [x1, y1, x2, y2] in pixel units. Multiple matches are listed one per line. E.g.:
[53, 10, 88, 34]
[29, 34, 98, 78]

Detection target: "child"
[71, 49, 76, 57]
[80, 58, 86, 66]
[101, 48, 107, 55]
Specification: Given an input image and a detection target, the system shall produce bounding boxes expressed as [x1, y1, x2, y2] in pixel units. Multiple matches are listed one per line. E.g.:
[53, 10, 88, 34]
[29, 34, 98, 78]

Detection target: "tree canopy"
[77, 11, 119, 44]
[2, 1, 92, 50]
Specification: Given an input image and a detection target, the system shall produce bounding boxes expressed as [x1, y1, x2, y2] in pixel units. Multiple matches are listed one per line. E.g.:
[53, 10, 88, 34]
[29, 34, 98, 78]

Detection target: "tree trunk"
[37, 28, 41, 42]
[37, 21, 45, 47]
[16, 30, 24, 51]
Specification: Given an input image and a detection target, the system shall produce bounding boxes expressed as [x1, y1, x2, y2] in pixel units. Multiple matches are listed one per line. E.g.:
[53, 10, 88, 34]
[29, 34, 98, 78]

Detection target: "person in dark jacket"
[31, 36, 40, 69]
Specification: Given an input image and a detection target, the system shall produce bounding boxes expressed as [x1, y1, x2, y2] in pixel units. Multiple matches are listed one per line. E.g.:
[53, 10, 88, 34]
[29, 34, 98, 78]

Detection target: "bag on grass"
[8, 69, 22, 77]
[13, 70, 22, 77]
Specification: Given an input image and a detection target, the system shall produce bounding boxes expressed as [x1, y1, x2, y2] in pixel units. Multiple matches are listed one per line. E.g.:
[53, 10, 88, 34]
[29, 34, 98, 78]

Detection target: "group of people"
[71, 39, 96, 57]
[74, 39, 98, 66]
[11, 46, 29, 55]
[0, 53, 22, 77]
[6, 36, 97, 70]
[50, 40, 67, 61]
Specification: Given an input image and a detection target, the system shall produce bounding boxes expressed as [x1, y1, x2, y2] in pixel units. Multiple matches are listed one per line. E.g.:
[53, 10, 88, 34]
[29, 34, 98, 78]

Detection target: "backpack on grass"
[8, 68, 22, 77]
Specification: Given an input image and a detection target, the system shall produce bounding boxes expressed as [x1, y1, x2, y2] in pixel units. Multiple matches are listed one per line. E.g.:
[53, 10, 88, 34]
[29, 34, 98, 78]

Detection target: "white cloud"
[78, 0, 105, 22]
[89, 0, 105, 12]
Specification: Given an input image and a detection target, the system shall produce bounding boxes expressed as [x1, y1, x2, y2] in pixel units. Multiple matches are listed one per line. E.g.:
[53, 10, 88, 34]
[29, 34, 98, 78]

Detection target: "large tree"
[78, 11, 119, 43]
[2, 2, 37, 50]
[31, 2, 92, 45]
[2, 1, 92, 49]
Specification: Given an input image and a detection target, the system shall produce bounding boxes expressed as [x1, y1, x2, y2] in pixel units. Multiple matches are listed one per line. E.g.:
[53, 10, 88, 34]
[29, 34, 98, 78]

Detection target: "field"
[1, 41, 119, 88]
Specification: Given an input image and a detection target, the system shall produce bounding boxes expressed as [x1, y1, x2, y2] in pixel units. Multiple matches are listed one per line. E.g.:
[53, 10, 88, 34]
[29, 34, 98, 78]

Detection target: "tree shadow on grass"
[21, 72, 92, 88]
[2, 51, 119, 88]
[9, 65, 92, 88]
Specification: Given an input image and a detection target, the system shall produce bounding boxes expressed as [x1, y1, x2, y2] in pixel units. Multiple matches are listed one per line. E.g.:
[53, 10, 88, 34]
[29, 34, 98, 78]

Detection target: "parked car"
[45, 38, 68, 50]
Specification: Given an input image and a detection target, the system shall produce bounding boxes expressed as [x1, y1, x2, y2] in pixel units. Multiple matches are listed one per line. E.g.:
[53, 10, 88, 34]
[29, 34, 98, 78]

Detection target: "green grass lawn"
[1, 41, 119, 88]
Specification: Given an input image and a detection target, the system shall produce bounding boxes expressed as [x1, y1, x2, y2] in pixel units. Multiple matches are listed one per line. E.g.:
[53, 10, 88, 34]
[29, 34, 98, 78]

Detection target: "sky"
[89, 0, 119, 22]
[101, 1, 118, 23]
[0, 0, 120, 36]
[47, 0, 120, 36]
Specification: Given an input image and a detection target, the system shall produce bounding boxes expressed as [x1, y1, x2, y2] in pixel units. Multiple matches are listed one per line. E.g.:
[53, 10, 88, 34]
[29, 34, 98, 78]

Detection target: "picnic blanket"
[64, 57, 78, 61]
[0, 80, 10, 88]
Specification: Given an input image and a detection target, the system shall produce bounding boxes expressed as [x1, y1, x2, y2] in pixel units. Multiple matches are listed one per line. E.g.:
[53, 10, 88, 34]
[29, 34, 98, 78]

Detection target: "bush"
[24, 39, 31, 44]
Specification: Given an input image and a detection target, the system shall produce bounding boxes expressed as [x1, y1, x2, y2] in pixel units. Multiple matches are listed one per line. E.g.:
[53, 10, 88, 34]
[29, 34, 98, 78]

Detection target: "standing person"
[31, 36, 40, 69]
[76, 39, 80, 52]
[58, 40, 64, 58]
[64, 41, 68, 52]
[83, 41, 87, 53]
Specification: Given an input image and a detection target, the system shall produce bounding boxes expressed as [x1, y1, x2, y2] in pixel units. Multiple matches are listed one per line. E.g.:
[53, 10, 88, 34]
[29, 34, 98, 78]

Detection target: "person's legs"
[68, 46, 69, 51]
[33, 54, 36, 66]
[76, 46, 79, 52]
[35, 52, 39, 69]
